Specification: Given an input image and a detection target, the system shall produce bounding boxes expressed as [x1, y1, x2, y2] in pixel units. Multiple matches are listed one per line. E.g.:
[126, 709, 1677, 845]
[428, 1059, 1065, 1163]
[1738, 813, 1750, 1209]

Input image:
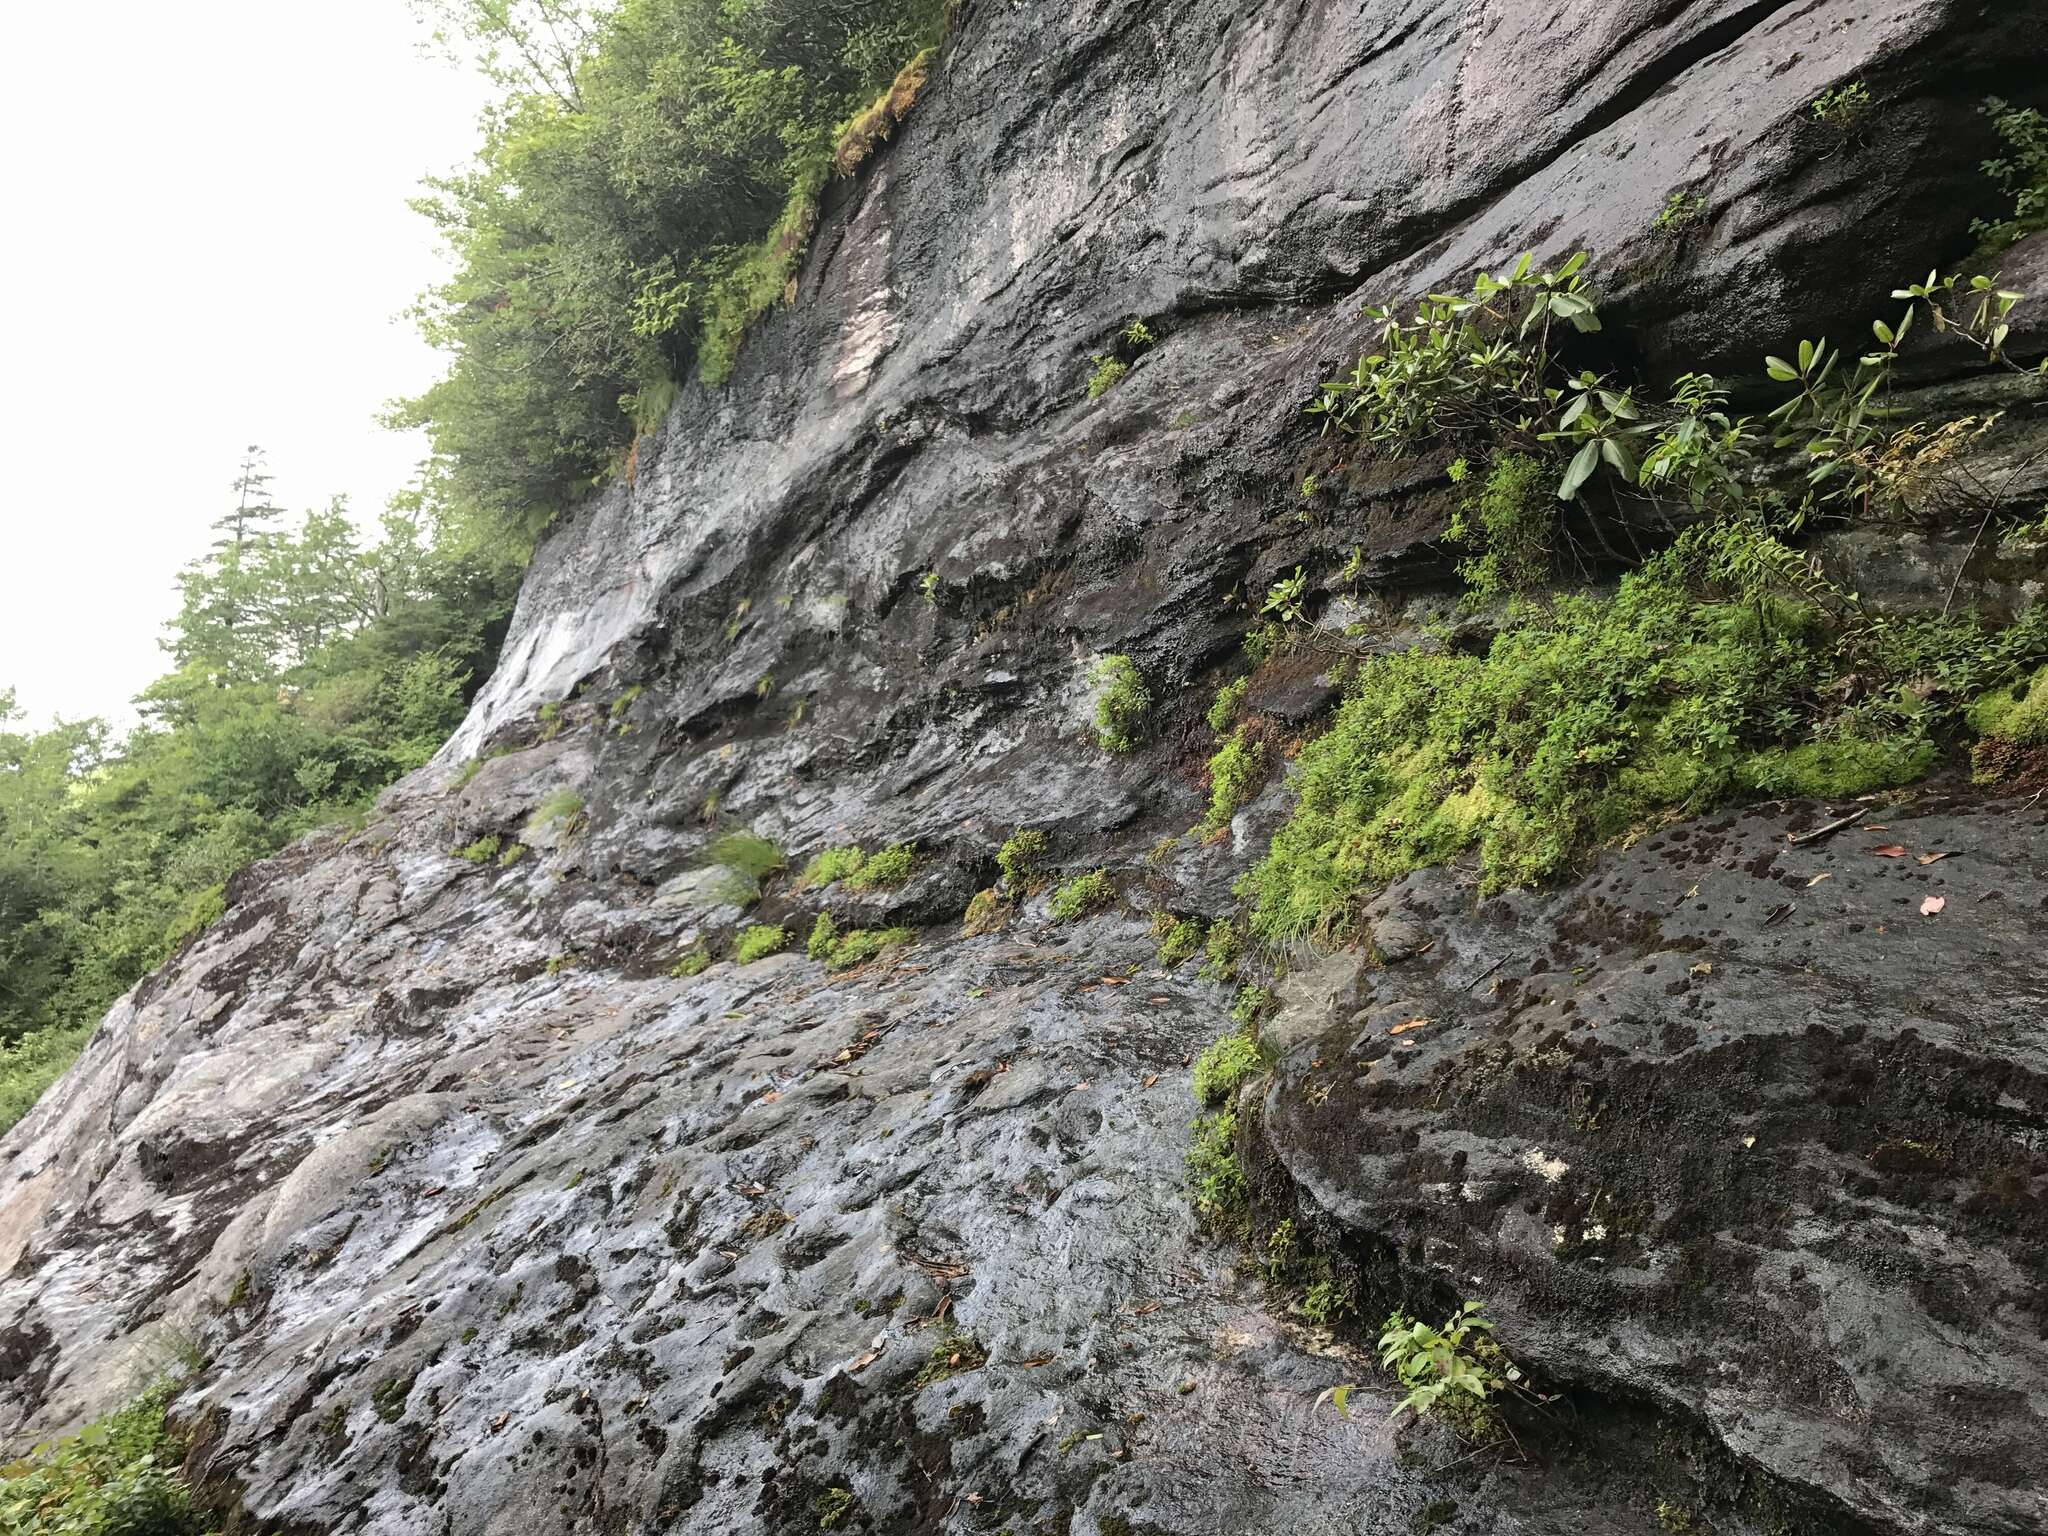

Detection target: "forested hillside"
[0, 453, 514, 1130]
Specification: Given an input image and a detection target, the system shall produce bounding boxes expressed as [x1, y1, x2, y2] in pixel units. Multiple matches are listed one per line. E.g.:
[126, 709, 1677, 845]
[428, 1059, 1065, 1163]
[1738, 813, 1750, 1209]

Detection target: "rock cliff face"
[5, 2, 2047, 1533]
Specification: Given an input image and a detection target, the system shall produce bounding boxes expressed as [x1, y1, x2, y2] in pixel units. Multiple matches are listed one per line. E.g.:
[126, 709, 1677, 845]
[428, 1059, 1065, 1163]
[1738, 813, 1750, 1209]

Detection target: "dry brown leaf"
[1920, 894, 1946, 916]
[1689, 962, 1713, 977]
[1100, 976, 1130, 986]
[1071, 1080, 1091, 1091]
[490, 1411, 511, 1433]
[1916, 851, 1951, 866]
[1141, 1074, 1159, 1089]
[1123, 1299, 1163, 1316]
[1806, 872, 1833, 887]
[1869, 845, 1907, 858]
[1388, 1017, 1432, 1036]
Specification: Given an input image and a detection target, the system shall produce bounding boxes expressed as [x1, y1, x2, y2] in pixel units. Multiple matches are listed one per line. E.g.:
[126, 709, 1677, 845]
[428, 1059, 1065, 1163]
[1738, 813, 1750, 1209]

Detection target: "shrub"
[1972, 97, 2048, 254]
[845, 843, 915, 890]
[735, 925, 788, 964]
[0, 1381, 207, 1535]
[1192, 1030, 1267, 1107]
[1652, 189, 1706, 236]
[0, 1022, 93, 1138]
[996, 829, 1048, 894]
[1048, 870, 1114, 921]
[1090, 656, 1150, 752]
[806, 912, 840, 960]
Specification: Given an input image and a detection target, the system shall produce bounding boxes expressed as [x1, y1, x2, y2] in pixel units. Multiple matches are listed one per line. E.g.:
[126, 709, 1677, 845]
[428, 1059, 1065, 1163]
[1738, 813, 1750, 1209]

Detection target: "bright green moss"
[1049, 869, 1114, 921]
[996, 829, 1047, 893]
[709, 832, 786, 880]
[1091, 655, 1150, 753]
[1206, 676, 1250, 733]
[1199, 919, 1243, 984]
[1200, 728, 1267, 833]
[670, 947, 711, 979]
[456, 834, 503, 863]
[846, 842, 915, 890]
[800, 846, 867, 887]
[497, 842, 528, 868]
[806, 911, 839, 959]
[735, 925, 788, 964]
[1240, 552, 1969, 943]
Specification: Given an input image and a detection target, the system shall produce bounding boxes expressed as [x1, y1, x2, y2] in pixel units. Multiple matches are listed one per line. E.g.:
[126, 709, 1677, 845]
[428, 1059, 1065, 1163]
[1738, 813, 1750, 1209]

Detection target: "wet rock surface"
[5, 1, 2048, 1533]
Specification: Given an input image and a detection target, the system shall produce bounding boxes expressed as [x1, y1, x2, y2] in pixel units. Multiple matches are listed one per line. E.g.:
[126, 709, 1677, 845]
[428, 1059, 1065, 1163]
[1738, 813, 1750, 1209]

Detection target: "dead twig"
[1785, 807, 1866, 846]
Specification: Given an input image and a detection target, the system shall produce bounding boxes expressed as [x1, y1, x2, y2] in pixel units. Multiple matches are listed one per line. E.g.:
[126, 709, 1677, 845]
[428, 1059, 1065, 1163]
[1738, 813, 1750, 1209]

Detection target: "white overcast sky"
[0, 2, 490, 727]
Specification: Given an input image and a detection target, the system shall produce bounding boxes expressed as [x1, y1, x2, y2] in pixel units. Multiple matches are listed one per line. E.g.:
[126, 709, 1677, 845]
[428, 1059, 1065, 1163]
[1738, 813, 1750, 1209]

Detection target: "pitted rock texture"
[5, 1, 2048, 1533]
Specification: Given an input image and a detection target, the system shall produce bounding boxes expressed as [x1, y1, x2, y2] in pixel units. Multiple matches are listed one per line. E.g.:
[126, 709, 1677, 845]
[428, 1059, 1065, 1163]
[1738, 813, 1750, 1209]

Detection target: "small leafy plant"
[1086, 355, 1129, 399]
[996, 829, 1048, 894]
[1651, 188, 1706, 236]
[1811, 80, 1872, 135]
[1377, 1300, 1518, 1425]
[1972, 96, 2048, 254]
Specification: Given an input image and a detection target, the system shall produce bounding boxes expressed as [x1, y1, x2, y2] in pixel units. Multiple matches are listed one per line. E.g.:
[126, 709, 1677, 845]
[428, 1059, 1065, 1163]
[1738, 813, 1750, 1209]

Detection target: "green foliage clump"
[1154, 916, 1205, 969]
[1186, 1109, 1245, 1220]
[456, 834, 504, 863]
[805, 911, 908, 969]
[815, 1487, 857, 1531]
[497, 842, 528, 868]
[1973, 97, 2048, 255]
[1199, 919, 1243, 984]
[1086, 356, 1129, 399]
[735, 925, 789, 965]
[1652, 189, 1706, 236]
[1445, 453, 1553, 605]
[0, 490, 512, 1131]
[1090, 656, 1150, 753]
[996, 829, 1047, 894]
[1230, 985, 1272, 1029]
[670, 946, 711, 979]
[1378, 1301, 1518, 1434]
[706, 833, 785, 881]
[1241, 541, 1989, 942]
[397, 0, 950, 543]
[1811, 80, 1872, 133]
[524, 791, 584, 837]
[1200, 728, 1267, 833]
[0, 1381, 210, 1536]
[1048, 870, 1114, 922]
[0, 1023, 95, 1140]
[1243, 622, 1289, 668]
[1206, 677, 1250, 733]
[1192, 1029, 1268, 1107]
[845, 843, 915, 890]
[800, 846, 867, 887]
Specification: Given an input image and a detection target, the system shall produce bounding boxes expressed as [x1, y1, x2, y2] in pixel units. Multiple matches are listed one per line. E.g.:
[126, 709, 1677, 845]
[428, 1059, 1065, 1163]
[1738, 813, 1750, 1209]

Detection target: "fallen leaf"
[1868, 845, 1907, 858]
[1100, 976, 1130, 986]
[1805, 872, 1833, 887]
[758, 1090, 781, 1105]
[1123, 1299, 1162, 1316]
[1141, 1074, 1159, 1089]
[850, 1333, 887, 1371]
[1070, 1080, 1091, 1091]
[1920, 894, 1946, 916]
[1764, 902, 1793, 926]
[1388, 1017, 1432, 1036]
[1147, 995, 1170, 1004]
[490, 1411, 511, 1433]
[1916, 851, 1951, 866]
[1689, 962, 1713, 977]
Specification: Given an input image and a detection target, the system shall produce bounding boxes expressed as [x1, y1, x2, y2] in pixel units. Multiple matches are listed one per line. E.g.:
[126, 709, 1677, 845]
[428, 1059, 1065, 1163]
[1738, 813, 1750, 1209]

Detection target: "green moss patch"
[1049, 869, 1114, 921]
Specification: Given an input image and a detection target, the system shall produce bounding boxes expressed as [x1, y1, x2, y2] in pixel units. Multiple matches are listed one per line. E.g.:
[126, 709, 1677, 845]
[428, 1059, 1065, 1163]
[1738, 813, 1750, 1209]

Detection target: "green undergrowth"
[1187, 1108, 1246, 1222]
[0, 1380, 211, 1535]
[805, 913, 914, 970]
[1244, 540, 2011, 938]
[735, 925, 788, 964]
[1048, 869, 1114, 921]
[798, 842, 915, 890]
[1090, 655, 1149, 752]
[1200, 727, 1267, 833]
[996, 829, 1047, 894]
[0, 1021, 95, 1138]
[1192, 1028, 1269, 1107]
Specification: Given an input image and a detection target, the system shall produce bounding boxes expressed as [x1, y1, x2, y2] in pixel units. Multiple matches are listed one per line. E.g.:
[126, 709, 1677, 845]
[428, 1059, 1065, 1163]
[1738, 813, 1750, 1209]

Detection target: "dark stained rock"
[4, 2, 2048, 1534]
